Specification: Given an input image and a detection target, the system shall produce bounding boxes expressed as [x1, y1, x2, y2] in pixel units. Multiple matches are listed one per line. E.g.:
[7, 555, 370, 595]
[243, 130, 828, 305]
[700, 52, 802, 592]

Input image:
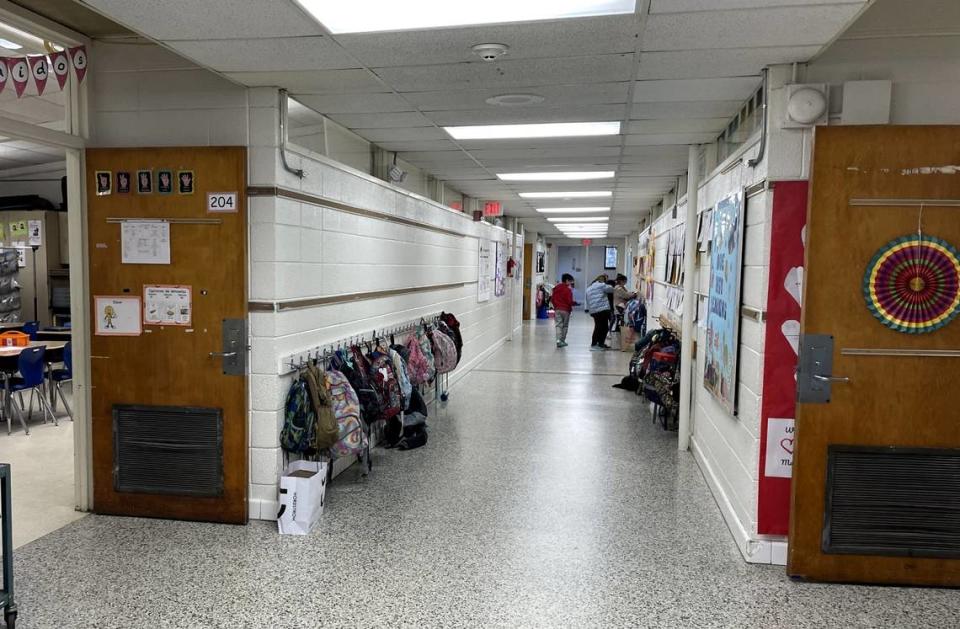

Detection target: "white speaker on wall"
[783, 84, 829, 128]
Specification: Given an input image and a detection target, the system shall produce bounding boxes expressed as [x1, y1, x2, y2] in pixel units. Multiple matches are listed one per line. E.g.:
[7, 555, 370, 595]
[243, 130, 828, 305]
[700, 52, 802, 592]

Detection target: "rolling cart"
[0, 464, 16, 629]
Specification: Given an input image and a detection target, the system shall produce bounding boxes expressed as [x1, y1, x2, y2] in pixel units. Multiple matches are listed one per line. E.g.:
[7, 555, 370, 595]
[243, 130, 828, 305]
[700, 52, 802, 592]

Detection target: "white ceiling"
[78, 0, 871, 238]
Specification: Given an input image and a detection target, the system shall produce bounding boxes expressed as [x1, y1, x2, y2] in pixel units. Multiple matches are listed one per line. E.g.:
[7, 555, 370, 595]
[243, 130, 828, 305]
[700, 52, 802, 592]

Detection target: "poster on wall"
[477, 239, 492, 302]
[144, 285, 192, 326]
[494, 241, 506, 297]
[94, 295, 142, 336]
[757, 180, 807, 535]
[121, 220, 171, 265]
[28, 220, 42, 246]
[703, 192, 745, 415]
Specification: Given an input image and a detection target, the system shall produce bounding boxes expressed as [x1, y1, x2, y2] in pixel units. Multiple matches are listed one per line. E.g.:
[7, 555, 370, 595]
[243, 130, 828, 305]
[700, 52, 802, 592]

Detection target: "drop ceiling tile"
[376, 55, 635, 93]
[406, 82, 630, 111]
[642, 5, 867, 51]
[226, 69, 382, 93]
[636, 46, 820, 80]
[840, 0, 956, 37]
[170, 37, 359, 72]
[630, 100, 744, 119]
[327, 111, 435, 129]
[336, 15, 641, 67]
[377, 140, 464, 153]
[504, 180, 618, 193]
[353, 127, 449, 142]
[627, 118, 728, 134]
[293, 92, 413, 114]
[81, 0, 323, 40]
[650, 0, 863, 12]
[633, 77, 760, 102]
[424, 104, 627, 126]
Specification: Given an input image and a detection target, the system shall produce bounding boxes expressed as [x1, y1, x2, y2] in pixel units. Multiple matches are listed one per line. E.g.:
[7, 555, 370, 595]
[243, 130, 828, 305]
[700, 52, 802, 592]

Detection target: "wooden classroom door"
[788, 126, 960, 585]
[86, 147, 248, 523]
[522, 243, 533, 320]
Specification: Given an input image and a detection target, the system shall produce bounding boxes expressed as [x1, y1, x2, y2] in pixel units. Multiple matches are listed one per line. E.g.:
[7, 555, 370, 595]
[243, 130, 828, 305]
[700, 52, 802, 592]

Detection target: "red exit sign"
[483, 201, 502, 217]
[582, 239, 592, 246]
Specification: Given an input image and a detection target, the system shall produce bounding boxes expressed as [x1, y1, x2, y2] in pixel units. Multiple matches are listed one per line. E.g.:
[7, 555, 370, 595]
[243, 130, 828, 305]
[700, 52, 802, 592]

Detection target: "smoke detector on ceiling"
[472, 43, 508, 62]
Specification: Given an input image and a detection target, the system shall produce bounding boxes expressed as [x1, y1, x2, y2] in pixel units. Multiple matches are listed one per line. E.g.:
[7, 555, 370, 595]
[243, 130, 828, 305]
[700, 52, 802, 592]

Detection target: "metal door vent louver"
[113, 405, 223, 497]
[823, 446, 960, 558]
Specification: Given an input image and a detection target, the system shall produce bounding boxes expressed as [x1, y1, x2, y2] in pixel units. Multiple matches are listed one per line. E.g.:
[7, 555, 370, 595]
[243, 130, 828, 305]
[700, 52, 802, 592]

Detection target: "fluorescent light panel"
[536, 207, 610, 214]
[446, 121, 620, 140]
[497, 171, 615, 181]
[548, 217, 608, 223]
[302, 0, 636, 33]
[519, 191, 613, 199]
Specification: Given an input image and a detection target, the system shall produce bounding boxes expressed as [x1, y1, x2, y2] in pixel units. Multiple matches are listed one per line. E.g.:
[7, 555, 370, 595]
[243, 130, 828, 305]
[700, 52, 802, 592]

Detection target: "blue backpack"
[279, 377, 318, 455]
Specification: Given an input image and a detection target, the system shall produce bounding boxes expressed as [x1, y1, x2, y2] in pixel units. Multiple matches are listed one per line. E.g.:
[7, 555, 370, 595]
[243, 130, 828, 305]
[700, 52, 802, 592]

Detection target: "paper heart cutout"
[781, 320, 800, 356]
[780, 438, 794, 454]
[784, 266, 804, 306]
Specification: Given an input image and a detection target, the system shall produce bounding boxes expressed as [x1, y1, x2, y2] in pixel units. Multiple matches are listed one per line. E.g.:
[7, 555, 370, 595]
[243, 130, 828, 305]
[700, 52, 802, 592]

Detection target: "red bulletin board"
[757, 180, 808, 535]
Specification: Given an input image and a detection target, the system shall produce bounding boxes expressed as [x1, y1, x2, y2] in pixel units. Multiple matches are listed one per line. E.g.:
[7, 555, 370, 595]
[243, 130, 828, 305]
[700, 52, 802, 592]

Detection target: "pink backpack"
[430, 328, 458, 374]
[404, 336, 431, 385]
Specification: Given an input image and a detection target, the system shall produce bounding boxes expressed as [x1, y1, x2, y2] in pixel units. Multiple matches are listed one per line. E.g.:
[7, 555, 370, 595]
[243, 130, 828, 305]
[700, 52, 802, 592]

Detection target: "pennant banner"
[0, 60, 7, 95]
[7, 57, 29, 97]
[28, 55, 48, 96]
[50, 50, 70, 90]
[69, 45, 87, 84]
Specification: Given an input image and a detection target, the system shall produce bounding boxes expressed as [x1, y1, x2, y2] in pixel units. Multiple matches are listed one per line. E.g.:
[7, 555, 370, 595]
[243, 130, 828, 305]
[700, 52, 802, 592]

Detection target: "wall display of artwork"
[477, 240, 492, 302]
[703, 192, 745, 415]
[494, 241, 506, 297]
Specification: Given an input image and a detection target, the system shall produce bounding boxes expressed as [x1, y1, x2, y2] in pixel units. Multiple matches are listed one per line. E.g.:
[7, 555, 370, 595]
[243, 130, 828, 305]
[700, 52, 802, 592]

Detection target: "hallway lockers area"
[12, 318, 960, 627]
[2, 0, 960, 627]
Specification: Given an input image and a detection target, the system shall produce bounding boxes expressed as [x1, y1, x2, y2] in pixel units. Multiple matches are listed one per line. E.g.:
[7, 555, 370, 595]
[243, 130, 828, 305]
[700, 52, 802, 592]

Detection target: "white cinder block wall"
[246, 88, 518, 520]
[639, 135, 774, 563]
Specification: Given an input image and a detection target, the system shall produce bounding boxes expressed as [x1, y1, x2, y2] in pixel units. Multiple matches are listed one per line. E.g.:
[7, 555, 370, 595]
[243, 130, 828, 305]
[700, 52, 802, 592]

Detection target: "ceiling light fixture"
[519, 191, 613, 199]
[445, 121, 620, 140]
[498, 171, 615, 181]
[300, 0, 637, 34]
[536, 207, 610, 214]
[548, 217, 608, 223]
[0, 38, 21, 50]
[485, 94, 546, 107]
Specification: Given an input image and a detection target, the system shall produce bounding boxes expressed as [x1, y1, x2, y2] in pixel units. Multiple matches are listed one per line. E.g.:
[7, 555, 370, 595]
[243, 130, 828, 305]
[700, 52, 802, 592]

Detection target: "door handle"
[209, 351, 237, 358]
[813, 374, 850, 383]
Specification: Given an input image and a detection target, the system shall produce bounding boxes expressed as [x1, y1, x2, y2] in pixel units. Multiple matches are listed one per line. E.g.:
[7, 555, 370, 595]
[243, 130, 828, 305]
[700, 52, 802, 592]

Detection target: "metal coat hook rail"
[279, 311, 445, 376]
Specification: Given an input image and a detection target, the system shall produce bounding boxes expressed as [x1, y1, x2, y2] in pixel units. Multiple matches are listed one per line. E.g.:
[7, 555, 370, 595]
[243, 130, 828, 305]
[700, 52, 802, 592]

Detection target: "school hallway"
[7, 314, 958, 628]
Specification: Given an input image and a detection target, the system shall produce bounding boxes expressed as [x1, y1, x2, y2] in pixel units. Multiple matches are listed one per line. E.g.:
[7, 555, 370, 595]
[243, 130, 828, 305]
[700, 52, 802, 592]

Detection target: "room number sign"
[207, 192, 238, 213]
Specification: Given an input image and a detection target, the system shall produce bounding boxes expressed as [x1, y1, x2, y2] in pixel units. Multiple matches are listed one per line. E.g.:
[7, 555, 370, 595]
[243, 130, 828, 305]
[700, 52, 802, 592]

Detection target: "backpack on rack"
[332, 347, 383, 426]
[430, 327, 458, 375]
[279, 376, 318, 456]
[367, 348, 403, 421]
[324, 368, 369, 460]
[440, 312, 463, 362]
[389, 347, 413, 406]
[436, 321, 461, 368]
[415, 324, 436, 382]
[303, 363, 340, 450]
[403, 336, 431, 386]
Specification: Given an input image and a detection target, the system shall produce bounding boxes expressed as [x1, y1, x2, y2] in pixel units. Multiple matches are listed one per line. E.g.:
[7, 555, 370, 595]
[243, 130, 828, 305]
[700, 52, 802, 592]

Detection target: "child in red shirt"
[552, 274, 575, 348]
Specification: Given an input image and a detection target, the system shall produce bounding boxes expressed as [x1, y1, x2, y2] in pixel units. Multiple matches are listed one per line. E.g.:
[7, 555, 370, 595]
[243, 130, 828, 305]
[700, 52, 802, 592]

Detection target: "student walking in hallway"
[552, 273, 575, 348]
[585, 274, 614, 350]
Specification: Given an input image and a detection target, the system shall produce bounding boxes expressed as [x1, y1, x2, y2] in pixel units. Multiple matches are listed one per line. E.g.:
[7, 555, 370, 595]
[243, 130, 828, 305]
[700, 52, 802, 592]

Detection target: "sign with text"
[582, 239, 592, 246]
[703, 192, 745, 415]
[483, 201, 502, 217]
[207, 192, 238, 213]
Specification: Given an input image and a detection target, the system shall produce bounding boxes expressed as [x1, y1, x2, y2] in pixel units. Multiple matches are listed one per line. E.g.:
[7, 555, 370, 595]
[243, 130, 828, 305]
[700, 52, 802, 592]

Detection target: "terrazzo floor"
[8, 314, 960, 628]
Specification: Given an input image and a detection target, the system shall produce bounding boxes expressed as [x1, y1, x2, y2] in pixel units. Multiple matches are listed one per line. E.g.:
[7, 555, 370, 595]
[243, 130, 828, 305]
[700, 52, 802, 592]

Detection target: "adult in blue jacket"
[585, 274, 614, 350]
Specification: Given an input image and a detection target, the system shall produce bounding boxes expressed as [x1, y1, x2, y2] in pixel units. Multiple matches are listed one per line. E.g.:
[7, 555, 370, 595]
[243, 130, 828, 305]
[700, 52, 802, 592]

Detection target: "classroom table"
[35, 331, 71, 342]
[0, 341, 66, 435]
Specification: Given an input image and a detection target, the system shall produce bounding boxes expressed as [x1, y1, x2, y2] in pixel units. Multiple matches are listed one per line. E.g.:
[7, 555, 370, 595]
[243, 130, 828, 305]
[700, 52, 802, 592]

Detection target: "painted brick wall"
[246, 88, 519, 519]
